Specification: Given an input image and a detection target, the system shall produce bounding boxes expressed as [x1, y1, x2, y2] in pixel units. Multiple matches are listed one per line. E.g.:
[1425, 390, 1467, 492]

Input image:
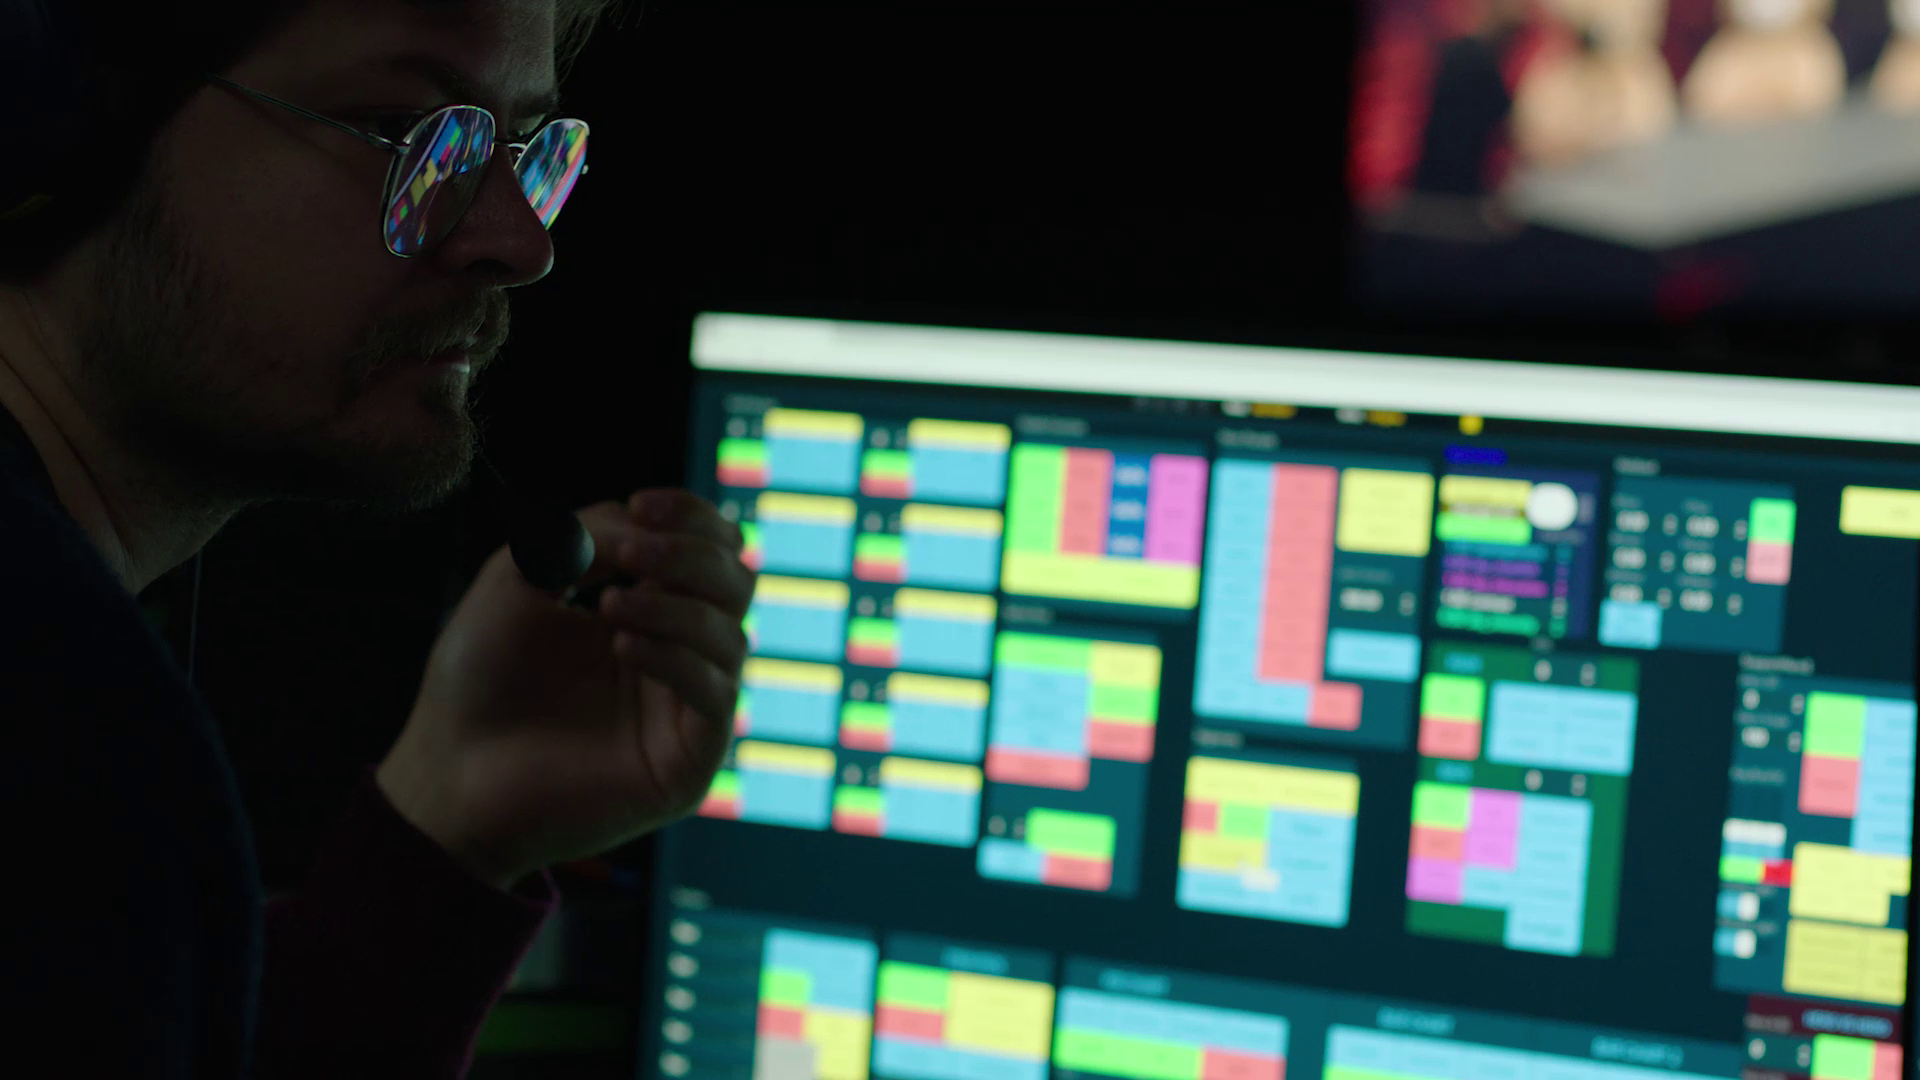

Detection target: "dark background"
[140, 1, 1920, 1073]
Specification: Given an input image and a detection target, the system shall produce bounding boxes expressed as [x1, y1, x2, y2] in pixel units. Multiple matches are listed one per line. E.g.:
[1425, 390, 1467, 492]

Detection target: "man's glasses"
[203, 72, 589, 259]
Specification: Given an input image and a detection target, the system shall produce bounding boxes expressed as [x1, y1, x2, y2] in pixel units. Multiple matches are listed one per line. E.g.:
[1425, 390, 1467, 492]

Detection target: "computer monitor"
[641, 312, 1918, 1080]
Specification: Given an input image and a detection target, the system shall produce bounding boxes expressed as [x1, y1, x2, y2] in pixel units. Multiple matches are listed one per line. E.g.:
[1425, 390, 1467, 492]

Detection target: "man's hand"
[377, 489, 756, 890]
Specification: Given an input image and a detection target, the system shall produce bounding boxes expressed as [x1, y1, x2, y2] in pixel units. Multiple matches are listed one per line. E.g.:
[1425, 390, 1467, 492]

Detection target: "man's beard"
[72, 168, 498, 517]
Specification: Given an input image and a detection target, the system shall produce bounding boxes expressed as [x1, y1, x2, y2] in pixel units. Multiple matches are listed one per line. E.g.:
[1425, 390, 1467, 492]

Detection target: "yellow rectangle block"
[908, 419, 1012, 450]
[756, 575, 851, 607]
[1439, 474, 1531, 509]
[759, 492, 857, 525]
[1337, 469, 1435, 556]
[764, 407, 863, 440]
[1186, 757, 1360, 816]
[889, 673, 989, 707]
[902, 504, 1004, 535]
[880, 757, 983, 792]
[745, 658, 844, 693]
[802, 1008, 872, 1080]
[1783, 919, 1908, 1006]
[1840, 486, 1920, 539]
[944, 972, 1054, 1061]
[1088, 642, 1163, 689]
[895, 588, 997, 621]
[1789, 843, 1910, 926]
[738, 740, 836, 775]
[1000, 552, 1200, 609]
[1180, 830, 1268, 873]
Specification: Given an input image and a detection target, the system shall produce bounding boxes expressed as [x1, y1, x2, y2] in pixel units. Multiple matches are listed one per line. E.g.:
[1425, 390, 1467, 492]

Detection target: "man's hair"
[0, 0, 629, 283]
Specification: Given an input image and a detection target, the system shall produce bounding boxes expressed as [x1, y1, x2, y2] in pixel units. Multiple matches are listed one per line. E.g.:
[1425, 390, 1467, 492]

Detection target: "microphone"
[476, 448, 597, 594]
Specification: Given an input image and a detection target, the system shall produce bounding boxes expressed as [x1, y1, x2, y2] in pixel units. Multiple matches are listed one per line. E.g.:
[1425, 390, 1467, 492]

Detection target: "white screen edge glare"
[691, 312, 1920, 446]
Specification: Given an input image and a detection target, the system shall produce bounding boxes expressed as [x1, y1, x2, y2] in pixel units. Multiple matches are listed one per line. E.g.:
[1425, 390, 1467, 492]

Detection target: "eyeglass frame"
[201, 71, 590, 259]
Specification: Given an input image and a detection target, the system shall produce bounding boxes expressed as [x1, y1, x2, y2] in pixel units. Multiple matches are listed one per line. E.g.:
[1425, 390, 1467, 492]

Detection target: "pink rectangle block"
[1872, 1042, 1903, 1080]
[1144, 454, 1209, 565]
[1407, 856, 1464, 904]
[1059, 447, 1114, 556]
[1042, 854, 1113, 891]
[1462, 818, 1518, 870]
[1308, 682, 1363, 729]
[985, 747, 1090, 790]
[1201, 1048, 1285, 1080]
[1746, 540, 1792, 585]
[1184, 799, 1221, 832]
[1259, 465, 1337, 683]
[1469, 788, 1522, 832]
[1418, 718, 1482, 760]
[1088, 720, 1155, 762]
[1410, 825, 1464, 861]
[1799, 755, 1861, 818]
[876, 1005, 945, 1042]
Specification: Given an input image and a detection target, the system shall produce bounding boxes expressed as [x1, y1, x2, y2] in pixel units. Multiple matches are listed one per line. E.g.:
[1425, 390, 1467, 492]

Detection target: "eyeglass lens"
[382, 106, 589, 257]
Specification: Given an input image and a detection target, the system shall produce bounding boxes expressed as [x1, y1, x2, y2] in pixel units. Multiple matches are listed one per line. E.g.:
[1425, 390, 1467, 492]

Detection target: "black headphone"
[0, 0, 601, 686]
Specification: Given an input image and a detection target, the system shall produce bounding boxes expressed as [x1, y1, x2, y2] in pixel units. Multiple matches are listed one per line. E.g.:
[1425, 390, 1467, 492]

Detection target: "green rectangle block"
[997, 632, 1092, 673]
[834, 785, 885, 815]
[842, 701, 891, 731]
[848, 617, 898, 647]
[877, 962, 949, 1010]
[741, 522, 760, 547]
[1412, 782, 1470, 829]
[1090, 683, 1158, 723]
[1435, 512, 1533, 545]
[1812, 1034, 1878, 1080]
[1028, 808, 1117, 859]
[760, 967, 812, 1007]
[1749, 498, 1797, 544]
[1420, 673, 1486, 723]
[1804, 693, 1867, 757]
[1719, 855, 1764, 883]
[1054, 1029, 1203, 1080]
[863, 448, 911, 478]
[1005, 445, 1066, 554]
[1219, 802, 1269, 840]
[1436, 607, 1542, 636]
[719, 437, 766, 466]
[856, 533, 905, 561]
[707, 770, 740, 798]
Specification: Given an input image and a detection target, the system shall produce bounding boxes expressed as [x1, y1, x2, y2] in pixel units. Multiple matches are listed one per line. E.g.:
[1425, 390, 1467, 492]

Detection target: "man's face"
[67, 0, 559, 513]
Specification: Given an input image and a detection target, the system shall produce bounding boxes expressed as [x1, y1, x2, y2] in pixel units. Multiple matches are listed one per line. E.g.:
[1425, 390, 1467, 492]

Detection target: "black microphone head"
[506, 496, 596, 592]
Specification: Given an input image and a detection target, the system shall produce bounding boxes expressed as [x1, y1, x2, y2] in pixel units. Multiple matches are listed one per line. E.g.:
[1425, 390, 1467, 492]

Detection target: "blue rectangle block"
[1325, 629, 1421, 683]
[882, 785, 979, 846]
[739, 768, 831, 828]
[977, 837, 1047, 882]
[753, 601, 847, 662]
[760, 520, 853, 577]
[1486, 683, 1638, 775]
[891, 700, 988, 761]
[898, 615, 994, 676]
[912, 446, 1007, 506]
[989, 668, 1090, 754]
[904, 530, 1001, 591]
[766, 434, 860, 494]
[1057, 990, 1287, 1057]
[763, 930, 877, 1012]
[874, 1037, 1045, 1080]
[1598, 600, 1662, 649]
[750, 686, 839, 745]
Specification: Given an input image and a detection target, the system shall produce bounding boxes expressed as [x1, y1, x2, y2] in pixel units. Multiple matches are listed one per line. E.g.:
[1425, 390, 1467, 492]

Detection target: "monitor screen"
[642, 312, 1918, 1080]
[1350, 0, 1920, 318]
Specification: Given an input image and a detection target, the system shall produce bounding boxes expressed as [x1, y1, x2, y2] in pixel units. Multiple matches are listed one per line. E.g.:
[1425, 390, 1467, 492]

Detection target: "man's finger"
[616, 532, 757, 615]
[628, 489, 744, 552]
[601, 588, 750, 677]
[611, 632, 741, 726]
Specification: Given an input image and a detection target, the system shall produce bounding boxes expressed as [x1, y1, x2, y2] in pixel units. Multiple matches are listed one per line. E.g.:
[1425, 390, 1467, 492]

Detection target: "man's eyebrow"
[368, 52, 563, 122]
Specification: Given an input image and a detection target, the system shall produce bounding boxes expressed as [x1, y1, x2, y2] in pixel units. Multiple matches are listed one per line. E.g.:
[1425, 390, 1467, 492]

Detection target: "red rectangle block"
[734, 712, 751, 736]
[1418, 717, 1481, 759]
[757, 1005, 807, 1039]
[833, 810, 885, 836]
[846, 643, 899, 668]
[839, 726, 891, 752]
[876, 1005, 945, 1042]
[1746, 540, 1792, 586]
[1042, 854, 1114, 891]
[1799, 755, 1861, 818]
[1410, 825, 1465, 862]
[1761, 859, 1793, 887]
[1201, 1048, 1284, 1080]
[1059, 447, 1115, 556]
[985, 747, 1090, 790]
[1873, 1042, 1903, 1080]
[1088, 720, 1154, 762]
[1184, 799, 1221, 832]
[718, 465, 768, 488]
[861, 475, 912, 499]
[1308, 682, 1363, 730]
[854, 557, 906, 583]
[698, 795, 740, 820]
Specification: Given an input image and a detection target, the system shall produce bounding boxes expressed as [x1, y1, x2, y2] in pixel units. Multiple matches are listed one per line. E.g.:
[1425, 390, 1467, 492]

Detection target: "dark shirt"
[0, 403, 557, 1077]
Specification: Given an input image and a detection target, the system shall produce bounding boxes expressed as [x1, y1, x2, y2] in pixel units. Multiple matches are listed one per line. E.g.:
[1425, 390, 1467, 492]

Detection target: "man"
[0, 0, 753, 1075]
